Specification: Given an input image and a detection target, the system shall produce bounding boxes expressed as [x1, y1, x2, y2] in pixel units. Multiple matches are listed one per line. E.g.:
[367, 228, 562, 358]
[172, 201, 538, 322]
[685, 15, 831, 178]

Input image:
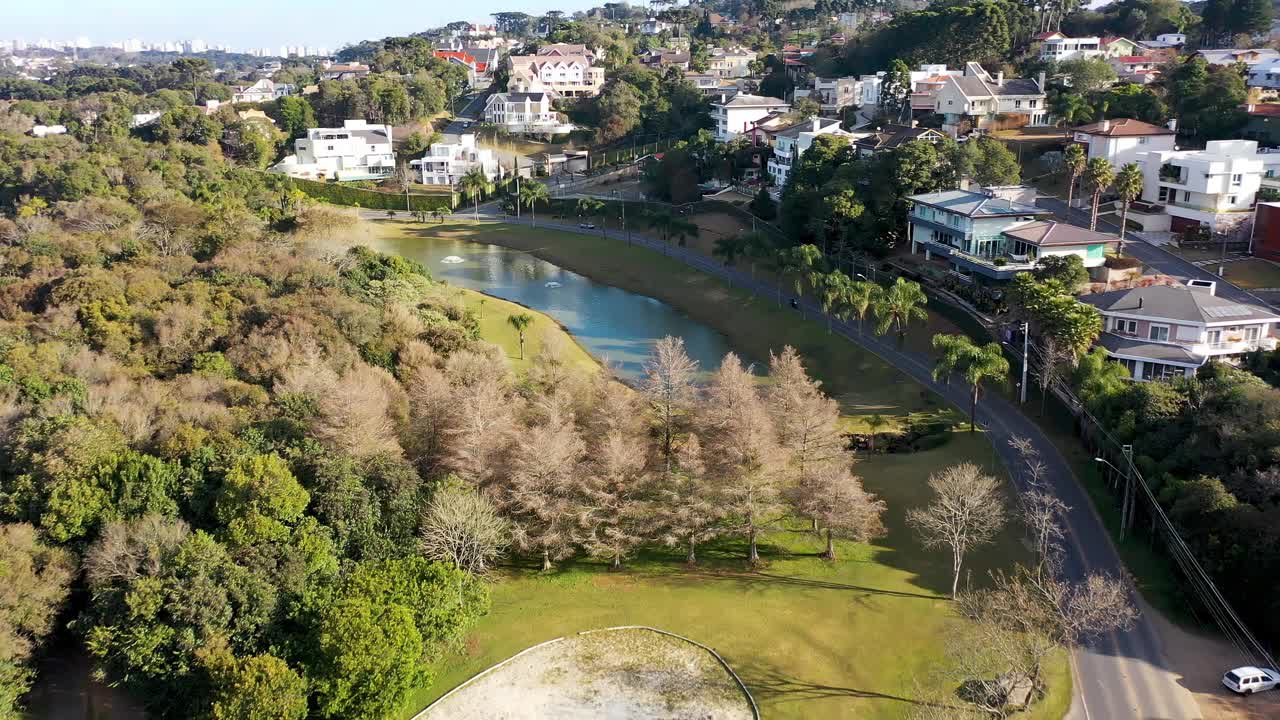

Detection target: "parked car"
[1223, 667, 1279, 695]
[578, 223, 596, 230]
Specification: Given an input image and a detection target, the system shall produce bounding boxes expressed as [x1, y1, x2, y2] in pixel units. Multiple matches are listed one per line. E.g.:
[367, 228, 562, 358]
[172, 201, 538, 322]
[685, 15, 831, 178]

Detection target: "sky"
[8, 0, 606, 51]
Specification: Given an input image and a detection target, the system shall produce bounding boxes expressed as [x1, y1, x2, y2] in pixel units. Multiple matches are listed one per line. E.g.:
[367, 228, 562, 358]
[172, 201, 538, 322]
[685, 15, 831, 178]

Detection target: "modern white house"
[640, 17, 674, 35]
[933, 63, 1048, 136]
[483, 91, 574, 135]
[712, 93, 790, 142]
[1078, 283, 1280, 381]
[409, 133, 499, 186]
[906, 187, 1120, 281]
[1070, 118, 1176, 169]
[29, 124, 67, 138]
[1037, 32, 1103, 61]
[232, 78, 294, 104]
[767, 117, 852, 187]
[269, 119, 395, 182]
[1127, 139, 1280, 233]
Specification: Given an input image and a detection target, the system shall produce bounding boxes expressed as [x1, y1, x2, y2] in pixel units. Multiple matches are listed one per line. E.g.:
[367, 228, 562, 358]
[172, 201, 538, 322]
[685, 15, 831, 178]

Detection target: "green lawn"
[406, 432, 1071, 720]
[450, 286, 598, 375]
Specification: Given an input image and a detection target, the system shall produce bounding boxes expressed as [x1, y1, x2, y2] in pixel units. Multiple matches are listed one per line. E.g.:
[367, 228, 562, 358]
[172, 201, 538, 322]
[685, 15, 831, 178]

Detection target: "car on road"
[578, 223, 596, 230]
[1223, 667, 1279, 695]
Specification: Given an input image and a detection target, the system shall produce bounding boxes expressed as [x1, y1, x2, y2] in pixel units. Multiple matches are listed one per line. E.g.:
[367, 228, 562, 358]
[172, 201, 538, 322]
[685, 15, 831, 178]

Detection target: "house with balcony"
[708, 47, 757, 78]
[686, 71, 742, 97]
[232, 79, 294, 104]
[767, 117, 853, 187]
[1127, 140, 1280, 234]
[1037, 32, 1103, 61]
[907, 188, 1120, 280]
[1071, 118, 1176, 169]
[409, 133, 500, 186]
[269, 120, 394, 181]
[1078, 283, 1280, 381]
[484, 91, 574, 135]
[811, 77, 860, 115]
[934, 63, 1048, 137]
[508, 52, 605, 98]
[712, 93, 790, 142]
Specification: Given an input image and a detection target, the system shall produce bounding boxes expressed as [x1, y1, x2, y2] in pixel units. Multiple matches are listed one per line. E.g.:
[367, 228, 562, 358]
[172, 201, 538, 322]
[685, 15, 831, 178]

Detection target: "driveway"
[459, 210, 1209, 720]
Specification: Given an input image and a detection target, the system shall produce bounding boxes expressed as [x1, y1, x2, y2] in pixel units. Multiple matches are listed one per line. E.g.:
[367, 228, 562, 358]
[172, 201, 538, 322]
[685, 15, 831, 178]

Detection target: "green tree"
[749, 186, 777, 220]
[878, 59, 912, 122]
[273, 96, 316, 140]
[205, 651, 309, 720]
[1060, 58, 1117, 94]
[819, 270, 855, 333]
[0, 524, 74, 718]
[1033, 255, 1089, 292]
[214, 454, 310, 546]
[777, 244, 824, 310]
[309, 598, 424, 720]
[458, 166, 493, 221]
[1051, 92, 1094, 128]
[872, 277, 928, 347]
[1084, 156, 1114, 231]
[399, 131, 429, 160]
[1112, 162, 1143, 246]
[507, 313, 533, 360]
[843, 280, 881, 335]
[932, 334, 1010, 432]
[1063, 143, 1087, 211]
[792, 96, 821, 120]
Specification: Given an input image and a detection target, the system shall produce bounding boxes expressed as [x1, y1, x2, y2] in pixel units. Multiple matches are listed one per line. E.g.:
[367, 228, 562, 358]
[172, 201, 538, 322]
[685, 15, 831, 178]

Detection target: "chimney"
[1138, 297, 1144, 309]
[813, 117, 821, 131]
[997, 71, 1004, 87]
[1101, 119, 1111, 132]
[1037, 71, 1046, 91]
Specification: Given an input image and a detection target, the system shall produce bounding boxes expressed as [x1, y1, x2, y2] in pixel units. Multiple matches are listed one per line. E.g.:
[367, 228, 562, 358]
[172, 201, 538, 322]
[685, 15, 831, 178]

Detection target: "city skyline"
[7, 0, 606, 53]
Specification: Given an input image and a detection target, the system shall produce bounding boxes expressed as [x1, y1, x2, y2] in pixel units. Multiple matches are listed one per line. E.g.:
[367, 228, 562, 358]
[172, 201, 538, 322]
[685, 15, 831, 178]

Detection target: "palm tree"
[713, 233, 746, 267]
[865, 413, 890, 454]
[1112, 162, 1143, 249]
[1052, 93, 1093, 129]
[819, 270, 854, 333]
[1063, 143, 1086, 212]
[777, 244, 823, 314]
[576, 197, 603, 222]
[507, 313, 533, 360]
[648, 210, 698, 252]
[741, 230, 776, 281]
[458, 167, 493, 221]
[872, 277, 928, 348]
[844, 280, 880, 335]
[519, 181, 549, 227]
[1084, 156, 1114, 231]
[931, 334, 1010, 432]
[433, 206, 452, 224]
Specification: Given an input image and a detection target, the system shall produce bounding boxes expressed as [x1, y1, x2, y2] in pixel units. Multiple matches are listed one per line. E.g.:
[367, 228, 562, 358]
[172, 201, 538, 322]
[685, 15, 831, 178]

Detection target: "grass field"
[450, 286, 598, 375]
[405, 432, 1071, 720]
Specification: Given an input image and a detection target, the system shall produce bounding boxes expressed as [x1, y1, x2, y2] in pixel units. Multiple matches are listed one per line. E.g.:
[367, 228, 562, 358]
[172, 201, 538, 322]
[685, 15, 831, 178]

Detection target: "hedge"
[289, 177, 456, 211]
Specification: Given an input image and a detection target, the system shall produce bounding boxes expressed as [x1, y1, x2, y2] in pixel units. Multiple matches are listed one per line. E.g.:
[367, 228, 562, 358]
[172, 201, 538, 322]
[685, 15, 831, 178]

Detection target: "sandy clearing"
[418, 627, 755, 720]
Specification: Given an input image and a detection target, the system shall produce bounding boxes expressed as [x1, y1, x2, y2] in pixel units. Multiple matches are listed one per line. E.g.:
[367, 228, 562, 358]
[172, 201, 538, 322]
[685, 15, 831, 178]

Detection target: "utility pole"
[1119, 444, 1135, 541]
[515, 156, 521, 220]
[1020, 321, 1030, 404]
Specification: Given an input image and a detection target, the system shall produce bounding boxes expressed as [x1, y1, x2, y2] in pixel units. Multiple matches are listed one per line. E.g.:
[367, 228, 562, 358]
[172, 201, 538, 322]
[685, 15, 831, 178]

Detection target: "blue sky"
[8, 0, 605, 51]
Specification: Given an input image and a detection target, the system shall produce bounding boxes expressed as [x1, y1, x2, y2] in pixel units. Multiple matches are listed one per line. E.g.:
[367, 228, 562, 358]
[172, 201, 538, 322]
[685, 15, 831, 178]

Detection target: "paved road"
[439, 92, 486, 143]
[1036, 197, 1274, 309]
[426, 209, 1204, 720]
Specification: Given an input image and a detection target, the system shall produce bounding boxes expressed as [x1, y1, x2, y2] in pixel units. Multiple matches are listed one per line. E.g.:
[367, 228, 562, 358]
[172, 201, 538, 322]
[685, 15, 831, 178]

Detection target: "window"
[1014, 100, 1022, 109]
[1232, 173, 1243, 185]
[1149, 324, 1170, 342]
[1207, 329, 1222, 345]
[1229, 195, 1237, 205]
[1246, 326, 1262, 342]
[1113, 318, 1138, 335]
[1138, 136, 1149, 144]
[1183, 191, 1191, 202]
[1029, 100, 1038, 108]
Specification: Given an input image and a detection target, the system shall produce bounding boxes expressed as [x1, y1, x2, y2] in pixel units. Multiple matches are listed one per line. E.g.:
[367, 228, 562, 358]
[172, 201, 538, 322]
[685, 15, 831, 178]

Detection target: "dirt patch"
[419, 627, 755, 720]
[1153, 607, 1280, 719]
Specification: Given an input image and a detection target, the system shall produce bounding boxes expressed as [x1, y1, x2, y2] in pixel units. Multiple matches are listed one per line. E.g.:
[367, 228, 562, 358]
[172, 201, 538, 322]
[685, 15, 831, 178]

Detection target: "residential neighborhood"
[6, 2, 1280, 720]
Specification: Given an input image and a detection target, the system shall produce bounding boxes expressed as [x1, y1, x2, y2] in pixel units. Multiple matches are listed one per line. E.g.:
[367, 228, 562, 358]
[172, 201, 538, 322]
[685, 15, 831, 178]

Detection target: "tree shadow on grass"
[726, 571, 946, 601]
[737, 665, 958, 710]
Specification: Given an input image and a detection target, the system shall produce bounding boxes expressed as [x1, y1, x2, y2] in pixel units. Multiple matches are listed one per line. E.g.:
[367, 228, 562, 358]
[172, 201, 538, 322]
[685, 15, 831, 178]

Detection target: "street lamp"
[1094, 453, 1136, 541]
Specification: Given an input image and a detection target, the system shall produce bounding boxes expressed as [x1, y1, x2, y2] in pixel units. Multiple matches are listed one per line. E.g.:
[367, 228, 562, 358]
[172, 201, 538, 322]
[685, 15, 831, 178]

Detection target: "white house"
[409, 133, 499, 186]
[1128, 139, 1280, 233]
[1070, 118, 1176, 169]
[641, 17, 674, 35]
[484, 91, 574, 135]
[269, 119, 395, 182]
[508, 52, 604, 98]
[131, 112, 163, 129]
[934, 63, 1047, 136]
[28, 125, 67, 138]
[1079, 283, 1280, 381]
[232, 78, 294, 104]
[767, 117, 853, 187]
[1037, 32, 1103, 61]
[712, 93, 790, 142]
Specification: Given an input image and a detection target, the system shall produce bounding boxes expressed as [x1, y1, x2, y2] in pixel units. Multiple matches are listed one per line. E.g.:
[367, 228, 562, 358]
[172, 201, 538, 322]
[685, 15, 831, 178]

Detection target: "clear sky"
[8, 0, 605, 51]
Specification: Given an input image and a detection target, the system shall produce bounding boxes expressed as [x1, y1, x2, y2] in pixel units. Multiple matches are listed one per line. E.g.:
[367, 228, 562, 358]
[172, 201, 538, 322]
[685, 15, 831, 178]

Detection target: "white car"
[578, 223, 596, 230]
[1223, 666, 1279, 694]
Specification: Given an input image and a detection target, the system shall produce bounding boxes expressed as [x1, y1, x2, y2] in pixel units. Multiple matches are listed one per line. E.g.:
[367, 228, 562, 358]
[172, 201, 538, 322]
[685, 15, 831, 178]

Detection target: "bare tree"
[419, 482, 510, 576]
[767, 346, 849, 530]
[84, 515, 189, 591]
[1008, 437, 1067, 574]
[642, 336, 700, 472]
[1036, 334, 1075, 415]
[792, 465, 886, 560]
[908, 463, 1007, 598]
[498, 392, 584, 570]
[698, 353, 786, 564]
[445, 380, 517, 488]
[655, 434, 724, 564]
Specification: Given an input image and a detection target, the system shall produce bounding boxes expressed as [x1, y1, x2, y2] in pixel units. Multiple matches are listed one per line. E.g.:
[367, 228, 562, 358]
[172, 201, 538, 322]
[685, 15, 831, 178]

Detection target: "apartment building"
[712, 93, 790, 142]
[1079, 283, 1279, 381]
[270, 119, 394, 181]
[934, 63, 1047, 136]
[409, 133, 499, 186]
[767, 117, 852, 187]
[906, 188, 1119, 281]
[1128, 140, 1280, 233]
[483, 91, 574, 135]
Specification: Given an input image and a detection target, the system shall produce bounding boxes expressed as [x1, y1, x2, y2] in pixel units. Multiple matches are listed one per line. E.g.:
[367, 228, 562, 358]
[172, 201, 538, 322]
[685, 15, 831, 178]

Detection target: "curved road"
[421, 208, 1204, 720]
